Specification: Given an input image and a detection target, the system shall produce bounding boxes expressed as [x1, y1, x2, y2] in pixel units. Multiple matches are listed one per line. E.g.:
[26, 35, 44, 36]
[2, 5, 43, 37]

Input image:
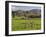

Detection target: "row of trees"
[12, 9, 41, 18]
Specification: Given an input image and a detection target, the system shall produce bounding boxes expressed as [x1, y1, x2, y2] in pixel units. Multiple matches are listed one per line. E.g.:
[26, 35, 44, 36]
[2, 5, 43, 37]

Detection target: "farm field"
[12, 16, 41, 31]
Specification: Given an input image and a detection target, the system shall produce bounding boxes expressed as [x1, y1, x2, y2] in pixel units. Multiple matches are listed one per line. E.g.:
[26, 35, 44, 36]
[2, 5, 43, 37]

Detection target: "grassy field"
[12, 16, 41, 31]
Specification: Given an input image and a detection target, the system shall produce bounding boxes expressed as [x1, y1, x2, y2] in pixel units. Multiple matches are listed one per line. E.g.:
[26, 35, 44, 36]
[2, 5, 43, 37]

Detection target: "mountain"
[31, 9, 41, 13]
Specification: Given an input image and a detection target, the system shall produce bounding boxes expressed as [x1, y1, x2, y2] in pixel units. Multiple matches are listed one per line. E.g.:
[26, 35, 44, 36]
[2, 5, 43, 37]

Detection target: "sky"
[12, 5, 41, 11]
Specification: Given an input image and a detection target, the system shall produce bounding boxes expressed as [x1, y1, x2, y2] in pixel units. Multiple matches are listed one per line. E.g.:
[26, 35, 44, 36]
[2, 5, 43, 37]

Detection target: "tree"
[12, 11, 15, 17]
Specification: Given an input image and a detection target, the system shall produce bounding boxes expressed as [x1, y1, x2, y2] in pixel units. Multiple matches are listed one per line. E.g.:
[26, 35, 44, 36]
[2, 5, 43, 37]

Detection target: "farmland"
[12, 8, 41, 31]
[12, 16, 41, 31]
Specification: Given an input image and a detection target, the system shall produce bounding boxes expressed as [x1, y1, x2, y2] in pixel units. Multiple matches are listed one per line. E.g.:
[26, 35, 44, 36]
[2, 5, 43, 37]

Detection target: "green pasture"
[12, 16, 41, 31]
